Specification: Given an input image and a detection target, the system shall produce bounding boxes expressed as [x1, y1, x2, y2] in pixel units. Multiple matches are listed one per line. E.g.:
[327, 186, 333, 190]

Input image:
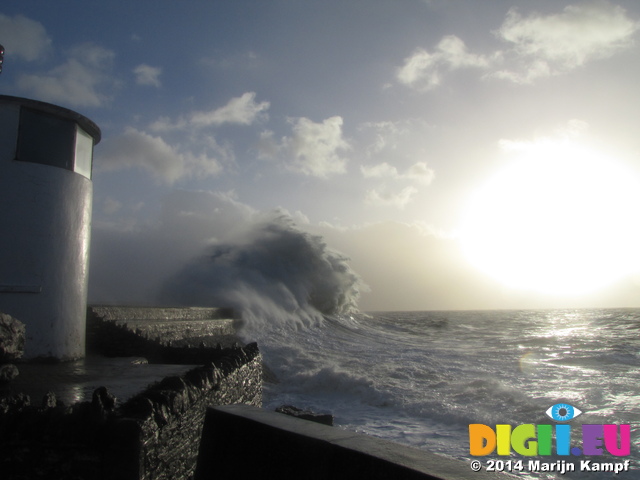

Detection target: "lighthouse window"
[74, 126, 93, 179]
[16, 108, 75, 171]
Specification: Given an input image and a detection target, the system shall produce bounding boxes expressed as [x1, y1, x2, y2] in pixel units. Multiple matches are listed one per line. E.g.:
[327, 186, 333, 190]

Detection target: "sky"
[2, 0, 640, 311]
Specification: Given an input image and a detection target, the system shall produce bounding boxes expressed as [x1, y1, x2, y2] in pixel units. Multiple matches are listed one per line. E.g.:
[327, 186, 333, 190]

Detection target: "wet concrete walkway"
[0, 355, 200, 405]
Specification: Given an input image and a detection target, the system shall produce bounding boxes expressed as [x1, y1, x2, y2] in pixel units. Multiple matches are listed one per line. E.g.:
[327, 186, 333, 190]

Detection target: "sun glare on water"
[459, 141, 640, 295]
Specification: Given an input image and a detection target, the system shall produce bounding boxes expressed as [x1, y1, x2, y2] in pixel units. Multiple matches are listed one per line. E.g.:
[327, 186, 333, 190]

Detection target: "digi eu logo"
[469, 403, 631, 457]
[546, 403, 581, 422]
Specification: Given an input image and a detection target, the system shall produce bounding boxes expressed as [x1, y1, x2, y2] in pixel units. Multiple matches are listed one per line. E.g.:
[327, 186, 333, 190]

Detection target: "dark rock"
[42, 391, 57, 409]
[0, 392, 30, 413]
[0, 312, 25, 362]
[93, 386, 116, 409]
[159, 375, 187, 391]
[0, 363, 19, 383]
[92, 386, 117, 421]
[123, 395, 154, 417]
[275, 404, 334, 426]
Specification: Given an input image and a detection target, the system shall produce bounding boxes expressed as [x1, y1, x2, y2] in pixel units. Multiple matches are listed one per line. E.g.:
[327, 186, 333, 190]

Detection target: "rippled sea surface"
[257, 308, 640, 479]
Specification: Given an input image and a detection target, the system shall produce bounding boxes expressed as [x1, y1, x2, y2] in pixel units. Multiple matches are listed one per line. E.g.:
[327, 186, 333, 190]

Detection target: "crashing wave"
[161, 211, 365, 333]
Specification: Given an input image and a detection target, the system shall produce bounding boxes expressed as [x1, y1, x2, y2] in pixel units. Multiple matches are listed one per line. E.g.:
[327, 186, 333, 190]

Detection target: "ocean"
[160, 216, 639, 478]
[246, 308, 640, 479]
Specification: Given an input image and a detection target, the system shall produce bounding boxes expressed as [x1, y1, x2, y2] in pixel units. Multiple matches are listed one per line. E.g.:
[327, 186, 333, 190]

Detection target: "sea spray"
[157, 210, 397, 421]
[161, 210, 366, 335]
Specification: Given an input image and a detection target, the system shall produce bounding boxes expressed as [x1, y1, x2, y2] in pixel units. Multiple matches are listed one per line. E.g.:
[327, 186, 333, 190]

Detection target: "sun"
[458, 141, 640, 295]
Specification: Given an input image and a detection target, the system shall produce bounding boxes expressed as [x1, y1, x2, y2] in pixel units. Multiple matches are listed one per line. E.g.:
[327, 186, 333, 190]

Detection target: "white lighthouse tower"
[0, 95, 101, 361]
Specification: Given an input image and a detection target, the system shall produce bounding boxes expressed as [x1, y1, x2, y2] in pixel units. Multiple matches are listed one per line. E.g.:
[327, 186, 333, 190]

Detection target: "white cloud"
[183, 151, 226, 178]
[359, 121, 407, 155]
[0, 13, 51, 62]
[260, 116, 350, 178]
[405, 161, 436, 185]
[149, 92, 269, 131]
[397, 49, 440, 89]
[493, 1, 638, 82]
[190, 92, 270, 127]
[286, 116, 350, 177]
[437, 35, 490, 69]
[17, 43, 116, 107]
[396, 35, 489, 91]
[97, 128, 185, 182]
[95, 127, 226, 184]
[134, 64, 162, 87]
[361, 162, 399, 179]
[361, 161, 434, 185]
[365, 186, 418, 209]
[398, 2, 639, 89]
[497, 119, 591, 153]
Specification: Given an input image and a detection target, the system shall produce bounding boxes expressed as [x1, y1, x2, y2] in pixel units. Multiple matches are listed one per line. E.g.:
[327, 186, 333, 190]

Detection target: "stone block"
[0, 312, 25, 363]
[0, 364, 19, 383]
[276, 404, 334, 426]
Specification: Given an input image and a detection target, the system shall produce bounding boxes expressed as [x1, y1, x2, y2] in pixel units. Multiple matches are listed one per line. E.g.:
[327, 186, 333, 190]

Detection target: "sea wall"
[123, 345, 262, 480]
[195, 405, 510, 480]
[87, 306, 240, 358]
[0, 343, 262, 480]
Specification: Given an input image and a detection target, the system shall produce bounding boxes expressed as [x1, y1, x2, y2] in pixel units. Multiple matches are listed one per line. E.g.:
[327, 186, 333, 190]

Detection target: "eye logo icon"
[545, 403, 582, 422]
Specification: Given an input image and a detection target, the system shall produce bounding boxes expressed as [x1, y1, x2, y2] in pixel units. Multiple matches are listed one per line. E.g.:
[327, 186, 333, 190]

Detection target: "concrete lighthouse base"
[0, 161, 92, 360]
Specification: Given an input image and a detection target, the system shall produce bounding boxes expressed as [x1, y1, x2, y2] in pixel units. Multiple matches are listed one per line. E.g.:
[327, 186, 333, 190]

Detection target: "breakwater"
[0, 306, 261, 480]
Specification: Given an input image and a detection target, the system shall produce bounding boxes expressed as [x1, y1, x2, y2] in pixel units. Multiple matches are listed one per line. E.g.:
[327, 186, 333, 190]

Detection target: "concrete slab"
[195, 404, 514, 480]
[89, 305, 235, 323]
[87, 305, 243, 358]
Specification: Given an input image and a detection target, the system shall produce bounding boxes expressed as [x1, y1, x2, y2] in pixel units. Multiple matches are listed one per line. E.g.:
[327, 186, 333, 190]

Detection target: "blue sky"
[3, 1, 640, 311]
